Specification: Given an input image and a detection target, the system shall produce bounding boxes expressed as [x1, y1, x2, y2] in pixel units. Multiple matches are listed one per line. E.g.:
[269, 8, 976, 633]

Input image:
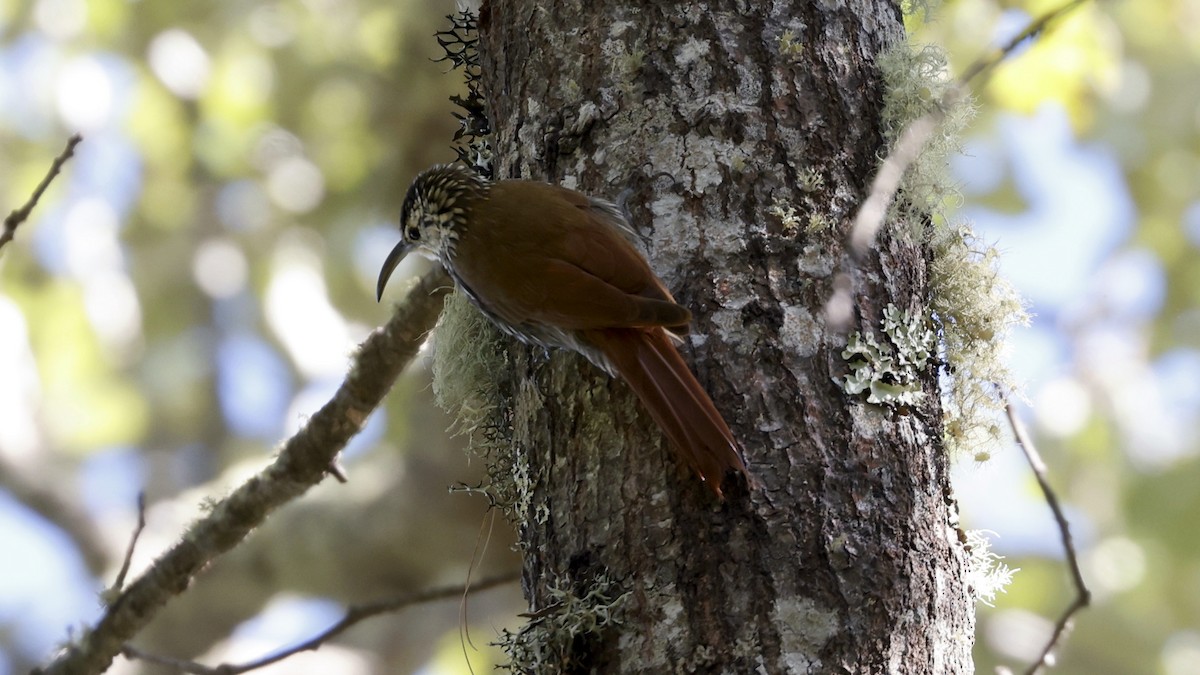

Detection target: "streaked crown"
[398, 164, 489, 260]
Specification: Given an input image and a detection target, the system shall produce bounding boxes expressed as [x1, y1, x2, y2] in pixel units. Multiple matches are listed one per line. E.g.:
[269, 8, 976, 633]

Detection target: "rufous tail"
[587, 327, 751, 497]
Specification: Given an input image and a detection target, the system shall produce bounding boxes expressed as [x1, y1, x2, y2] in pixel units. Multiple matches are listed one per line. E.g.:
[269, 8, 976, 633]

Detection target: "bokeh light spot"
[148, 29, 211, 99]
[34, 0, 87, 41]
[82, 270, 143, 360]
[62, 198, 122, 278]
[192, 238, 249, 299]
[56, 56, 113, 130]
[266, 156, 325, 214]
[1033, 377, 1090, 438]
[1083, 536, 1146, 598]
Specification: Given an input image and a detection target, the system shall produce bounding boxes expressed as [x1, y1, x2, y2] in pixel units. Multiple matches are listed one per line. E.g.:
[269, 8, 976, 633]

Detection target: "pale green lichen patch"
[779, 29, 804, 59]
[806, 212, 833, 233]
[496, 574, 630, 672]
[773, 596, 839, 671]
[769, 198, 835, 236]
[768, 199, 804, 236]
[841, 304, 935, 407]
[799, 167, 825, 193]
[431, 291, 521, 504]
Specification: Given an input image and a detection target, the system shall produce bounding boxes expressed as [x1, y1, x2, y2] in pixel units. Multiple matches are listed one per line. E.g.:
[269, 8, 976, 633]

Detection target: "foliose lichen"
[841, 304, 936, 407]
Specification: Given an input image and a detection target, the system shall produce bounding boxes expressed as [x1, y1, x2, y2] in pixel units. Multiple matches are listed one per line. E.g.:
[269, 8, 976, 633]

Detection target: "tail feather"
[586, 327, 750, 497]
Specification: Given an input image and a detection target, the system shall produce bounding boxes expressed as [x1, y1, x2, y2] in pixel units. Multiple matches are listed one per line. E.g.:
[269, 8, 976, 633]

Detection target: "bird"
[377, 163, 751, 497]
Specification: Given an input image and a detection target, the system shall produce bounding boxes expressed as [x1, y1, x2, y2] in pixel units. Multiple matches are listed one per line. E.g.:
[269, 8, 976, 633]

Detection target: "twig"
[117, 646, 206, 674]
[104, 492, 148, 600]
[0, 134, 83, 253]
[121, 572, 520, 674]
[461, 500, 499, 674]
[956, 0, 1091, 87]
[848, 0, 1089, 259]
[36, 267, 454, 675]
[1005, 402, 1091, 674]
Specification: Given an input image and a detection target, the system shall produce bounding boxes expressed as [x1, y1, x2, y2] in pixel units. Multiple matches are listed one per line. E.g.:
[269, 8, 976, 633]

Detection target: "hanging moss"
[876, 41, 1029, 457]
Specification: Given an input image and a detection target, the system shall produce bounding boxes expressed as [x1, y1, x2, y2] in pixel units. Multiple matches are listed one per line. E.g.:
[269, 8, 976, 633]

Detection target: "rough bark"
[476, 1, 973, 672]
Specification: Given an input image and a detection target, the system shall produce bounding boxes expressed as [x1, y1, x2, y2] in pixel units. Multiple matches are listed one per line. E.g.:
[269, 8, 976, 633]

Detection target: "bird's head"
[377, 164, 488, 300]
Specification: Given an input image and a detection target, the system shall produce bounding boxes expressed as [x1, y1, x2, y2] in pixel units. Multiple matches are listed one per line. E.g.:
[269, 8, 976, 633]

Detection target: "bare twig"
[36, 267, 454, 675]
[116, 646, 209, 674]
[121, 572, 520, 674]
[956, 0, 1090, 88]
[105, 492, 148, 599]
[830, 0, 1091, 327]
[0, 134, 83, 253]
[1005, 402, 1091, 674]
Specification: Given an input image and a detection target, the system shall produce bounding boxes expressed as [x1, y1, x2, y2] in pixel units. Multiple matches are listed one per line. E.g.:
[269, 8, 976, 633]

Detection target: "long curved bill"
[376, 239, 411, 301]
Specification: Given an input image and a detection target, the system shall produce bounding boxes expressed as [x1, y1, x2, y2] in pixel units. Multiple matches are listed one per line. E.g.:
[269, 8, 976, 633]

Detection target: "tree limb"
[36, 267, 453, 675]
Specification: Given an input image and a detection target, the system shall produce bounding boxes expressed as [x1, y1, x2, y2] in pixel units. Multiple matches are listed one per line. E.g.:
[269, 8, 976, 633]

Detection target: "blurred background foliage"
[914, 1, 1200, 673]
[0, 0, 1196, 673]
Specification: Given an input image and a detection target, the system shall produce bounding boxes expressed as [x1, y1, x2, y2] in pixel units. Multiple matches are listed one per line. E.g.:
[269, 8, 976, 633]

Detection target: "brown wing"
[452, 180, 691, 331]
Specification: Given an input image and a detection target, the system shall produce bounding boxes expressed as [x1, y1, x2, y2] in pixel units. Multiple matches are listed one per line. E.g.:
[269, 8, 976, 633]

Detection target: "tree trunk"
[473, 0, 974, 671]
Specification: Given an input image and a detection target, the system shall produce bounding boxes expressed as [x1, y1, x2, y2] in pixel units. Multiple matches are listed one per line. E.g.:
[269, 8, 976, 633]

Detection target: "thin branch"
[1005, 402, 1091, 675]
[957, 0, 1091, 87]
[121, 572, 520, 675]
[36, 267, 454, 675]
[848, 0, 1089, 259]
[104, 492, 147, 599]
[115, 646, 210, 675]
[0, 134, 83, 253]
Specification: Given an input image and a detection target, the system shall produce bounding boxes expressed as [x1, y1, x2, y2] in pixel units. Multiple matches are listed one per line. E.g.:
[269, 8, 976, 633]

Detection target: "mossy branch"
[36, 268, 452, 675]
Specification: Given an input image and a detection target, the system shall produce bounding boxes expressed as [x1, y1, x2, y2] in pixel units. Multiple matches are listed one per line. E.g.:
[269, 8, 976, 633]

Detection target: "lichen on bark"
[876, 40, 1029, 458]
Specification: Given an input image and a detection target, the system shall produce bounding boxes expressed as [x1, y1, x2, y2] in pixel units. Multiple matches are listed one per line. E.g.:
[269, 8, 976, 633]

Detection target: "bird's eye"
[407, 226, 421, 241]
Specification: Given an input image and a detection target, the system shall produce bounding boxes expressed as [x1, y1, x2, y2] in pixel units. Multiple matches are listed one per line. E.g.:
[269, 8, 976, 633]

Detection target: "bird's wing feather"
[456, 181, 691, 331]
[516, 259, 689, 330]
